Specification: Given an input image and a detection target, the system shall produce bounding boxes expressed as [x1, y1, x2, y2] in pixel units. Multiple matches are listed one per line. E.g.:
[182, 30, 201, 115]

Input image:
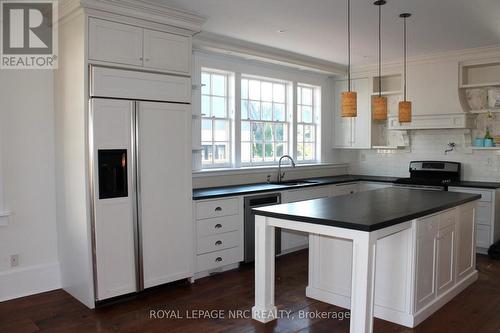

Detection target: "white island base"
[252, 201, 478, 333]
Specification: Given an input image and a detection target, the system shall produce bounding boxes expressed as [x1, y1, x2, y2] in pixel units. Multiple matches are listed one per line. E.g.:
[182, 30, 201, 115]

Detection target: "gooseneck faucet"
[277, 155, 296, 183]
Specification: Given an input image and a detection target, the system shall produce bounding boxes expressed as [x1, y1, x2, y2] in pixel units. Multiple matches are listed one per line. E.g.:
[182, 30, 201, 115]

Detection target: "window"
[240, 77, 289, 165]
[201, 70, 231, 167]
[297, 84, 318, 161]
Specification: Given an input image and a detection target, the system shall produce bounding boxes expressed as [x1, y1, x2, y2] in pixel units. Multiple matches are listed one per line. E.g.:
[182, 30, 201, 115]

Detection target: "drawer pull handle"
[215, 240, 223, 246]
[215, 257, 223, 262]
[215, 207, 222, 212]
[215, 224, 222, 229]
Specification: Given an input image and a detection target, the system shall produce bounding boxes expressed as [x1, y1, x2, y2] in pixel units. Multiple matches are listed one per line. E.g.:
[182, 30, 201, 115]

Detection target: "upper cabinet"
[89, 18, 191, 75]
[332, 78, 371, 149]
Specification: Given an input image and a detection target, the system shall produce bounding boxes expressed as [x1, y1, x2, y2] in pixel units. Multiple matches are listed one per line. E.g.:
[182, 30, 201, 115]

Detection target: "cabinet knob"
[215, 207, 222, 212]
[215, 257, 223, 262]
[215, 223, 222, 229]
[139, 57, 143, 61]
[215, 240, 223, 246]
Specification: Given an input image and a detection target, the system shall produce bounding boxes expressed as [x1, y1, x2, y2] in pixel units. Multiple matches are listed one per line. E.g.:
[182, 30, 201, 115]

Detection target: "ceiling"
[149, 0, 500, 66]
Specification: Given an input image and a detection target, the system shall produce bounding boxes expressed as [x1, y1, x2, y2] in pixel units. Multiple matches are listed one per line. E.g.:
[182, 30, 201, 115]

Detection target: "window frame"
[296, 83, 320, 163]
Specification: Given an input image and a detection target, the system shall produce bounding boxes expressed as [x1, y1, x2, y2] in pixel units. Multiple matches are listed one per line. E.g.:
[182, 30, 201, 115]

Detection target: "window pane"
[297, 124, 304, 143]
[241, 142, 250, 162]
[212, 96, 226, 118]
[249, 101, 260, 120]
[297, 143, 304, 161]
[262, 82, 273, 102]
[262, 102, 272, 121]
[214, 120, 229, 141]
[304, 125, 313, 142]
[302, 106, 313, 123]
[201, 144, 213, 163]
[304, 143, 314, 160]
[249, 80, 261, 100]
[212, 74, 225, 96]
[273, 83, 285, 103]
[252, 123, 264, 141]
[265, 143, 274, 160]
[275, 143, 284, 157]
[302, 87, 313, 105]
[201, 73, 210, 95]
[252, 143, 263, 161]
[241, 121, 250, 141]
[214, 143, 229, 163]
[264, 123, 273, 141]
[241, 100, 249, 119]
[273, 103, 285, 121]
[202, 119, 212, 141]
[274, 123, 285, 141]
[241, 79, 248, 99]
[202, 96, 210, 117]
[297, 105, 302, 123]
[297, 87, 302, 105]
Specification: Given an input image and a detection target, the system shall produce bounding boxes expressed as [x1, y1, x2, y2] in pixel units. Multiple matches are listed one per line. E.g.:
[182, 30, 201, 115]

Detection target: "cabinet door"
[351, 78, 371, 149]
[89, 18, 143, 66]
[332, 80, 352, 148]
[91, 99, 137, 300]
[456, 204, 475, 281]
[143, 29, 191, 74]
[415, 215, 438, 312]
[138, 102, 193, 289]
[436, 224, 455, 296]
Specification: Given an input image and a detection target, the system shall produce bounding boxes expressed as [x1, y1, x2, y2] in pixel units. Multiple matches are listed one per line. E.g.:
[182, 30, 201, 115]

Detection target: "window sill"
[192, 162, 349, 178]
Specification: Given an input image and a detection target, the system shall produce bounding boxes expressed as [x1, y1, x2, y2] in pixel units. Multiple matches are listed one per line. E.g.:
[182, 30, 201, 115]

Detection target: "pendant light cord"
[403, 16, 407, 101]
[347, 0, 351, 92]
[378, 3, 381, 97]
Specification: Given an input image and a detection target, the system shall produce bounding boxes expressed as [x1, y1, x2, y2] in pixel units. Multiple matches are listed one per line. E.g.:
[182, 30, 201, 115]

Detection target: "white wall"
[0, 71, 60, 301]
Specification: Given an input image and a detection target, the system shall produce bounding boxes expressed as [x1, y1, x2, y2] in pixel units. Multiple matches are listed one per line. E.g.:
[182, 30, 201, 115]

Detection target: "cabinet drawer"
[476, 202, 492, 226]
[417, 214, 439, 238]
[448, 187, 492, 202]
[476, 224, 491, 248]
[197, 231, 240, 255]
[196, 247, 242, 272]
[196, 198, 239, 219]
[197, 215, 241, 237]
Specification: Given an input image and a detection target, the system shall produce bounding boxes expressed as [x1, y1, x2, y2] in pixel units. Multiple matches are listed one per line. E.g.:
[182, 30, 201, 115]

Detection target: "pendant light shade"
[398, 13, 412, 123]
[372, 0, 387, 121]
[341, 0, 357, 117]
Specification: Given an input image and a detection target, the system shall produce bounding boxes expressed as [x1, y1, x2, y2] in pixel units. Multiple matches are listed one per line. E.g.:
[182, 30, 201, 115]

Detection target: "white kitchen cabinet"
[89, 18, 191, 75]
[89, 18, 143, 67]
[436, 222, 456, 296]
[456, 204, 475, 282]
[415, 214, 438, 312]
[332, 78, 371, 149]
[281, 186, 331, 252]
[139, 102, 193, 289]
[448, 187, 500, 253]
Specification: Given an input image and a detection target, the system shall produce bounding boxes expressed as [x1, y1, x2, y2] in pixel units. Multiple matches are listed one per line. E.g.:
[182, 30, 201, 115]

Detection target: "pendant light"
[341, 0, 357, 117]
[372, 0, 387, 121]
[398, 13, 412, 123]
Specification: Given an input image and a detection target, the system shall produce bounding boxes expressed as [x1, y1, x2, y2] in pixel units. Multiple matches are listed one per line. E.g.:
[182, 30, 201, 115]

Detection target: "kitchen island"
[251, 188, 480, 333]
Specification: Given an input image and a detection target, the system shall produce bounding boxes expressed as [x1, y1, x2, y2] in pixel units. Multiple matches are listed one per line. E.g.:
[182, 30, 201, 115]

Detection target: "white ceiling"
[149, 0, 500, 66]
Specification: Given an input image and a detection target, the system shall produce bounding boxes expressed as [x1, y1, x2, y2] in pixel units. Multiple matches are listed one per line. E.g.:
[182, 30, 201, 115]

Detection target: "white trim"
[0, 262, 61, 302]
[192, 163, 349, 178]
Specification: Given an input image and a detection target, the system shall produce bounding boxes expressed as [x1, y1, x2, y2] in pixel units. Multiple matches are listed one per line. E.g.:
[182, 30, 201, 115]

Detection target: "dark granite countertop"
[252, 188, 481, 232]
[192, 174, 500, 200]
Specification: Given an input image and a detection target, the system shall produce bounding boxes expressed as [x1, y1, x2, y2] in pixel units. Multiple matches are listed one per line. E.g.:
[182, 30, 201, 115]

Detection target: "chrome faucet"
[277, 155, 296, 183]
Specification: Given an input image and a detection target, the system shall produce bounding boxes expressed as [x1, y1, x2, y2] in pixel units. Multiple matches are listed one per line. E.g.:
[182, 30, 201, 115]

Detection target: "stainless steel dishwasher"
[244, 192, 281, 263]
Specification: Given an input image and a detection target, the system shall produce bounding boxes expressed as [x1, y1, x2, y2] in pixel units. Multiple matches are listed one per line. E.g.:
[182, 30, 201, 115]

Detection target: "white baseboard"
[0, 262, 61, 302]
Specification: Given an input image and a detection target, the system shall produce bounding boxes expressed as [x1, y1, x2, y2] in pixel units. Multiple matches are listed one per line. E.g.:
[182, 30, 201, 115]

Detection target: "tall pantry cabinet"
[54, 1, 205, 308]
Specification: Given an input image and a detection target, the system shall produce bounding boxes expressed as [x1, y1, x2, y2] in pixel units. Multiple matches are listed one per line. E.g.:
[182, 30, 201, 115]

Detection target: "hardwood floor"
[1, 251, 500, 333]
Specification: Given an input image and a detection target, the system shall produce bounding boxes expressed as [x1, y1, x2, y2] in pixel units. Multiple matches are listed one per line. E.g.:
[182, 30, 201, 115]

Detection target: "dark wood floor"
[2, 251, 500, 333]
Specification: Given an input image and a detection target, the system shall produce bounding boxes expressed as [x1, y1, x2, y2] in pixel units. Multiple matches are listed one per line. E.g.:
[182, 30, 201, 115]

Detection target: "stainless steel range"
[393, 161, 461, 191]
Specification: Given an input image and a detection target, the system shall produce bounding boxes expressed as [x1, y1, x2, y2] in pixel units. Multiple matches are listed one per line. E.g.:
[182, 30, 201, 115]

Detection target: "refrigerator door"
[91, 98, 138, 300]
[137, 101, 193, 289]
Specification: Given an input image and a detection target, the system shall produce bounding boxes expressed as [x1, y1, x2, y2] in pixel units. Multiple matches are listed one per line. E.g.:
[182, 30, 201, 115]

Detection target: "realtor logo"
[1, 0, 58, 69]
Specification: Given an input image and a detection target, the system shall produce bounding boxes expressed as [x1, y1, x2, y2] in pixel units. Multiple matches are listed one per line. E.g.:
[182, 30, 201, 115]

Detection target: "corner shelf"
[470, 146, 500, 150]
[459, 83, 500, 89]
[469, 108, 500, 114]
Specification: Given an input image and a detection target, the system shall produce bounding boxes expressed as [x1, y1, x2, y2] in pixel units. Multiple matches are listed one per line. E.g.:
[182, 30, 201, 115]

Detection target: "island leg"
[252, 215, 277, 323]
[349, 232, 377, 333]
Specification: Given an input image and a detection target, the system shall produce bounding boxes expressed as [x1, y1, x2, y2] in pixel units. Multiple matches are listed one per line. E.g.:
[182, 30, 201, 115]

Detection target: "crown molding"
[59, 0, 206, 34]
[193, 32, 346, 76]
[352, 44, 500, 75]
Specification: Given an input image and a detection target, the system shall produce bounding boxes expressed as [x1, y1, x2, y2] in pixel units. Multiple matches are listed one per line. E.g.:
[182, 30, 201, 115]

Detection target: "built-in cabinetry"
[448, 186, 500, 253]
[307, 202, 477, 328]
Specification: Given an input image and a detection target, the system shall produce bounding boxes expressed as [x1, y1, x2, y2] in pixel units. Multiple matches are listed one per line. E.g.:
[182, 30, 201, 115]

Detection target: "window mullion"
[292, 82, 298, 160]
[234, 73, 241, 168]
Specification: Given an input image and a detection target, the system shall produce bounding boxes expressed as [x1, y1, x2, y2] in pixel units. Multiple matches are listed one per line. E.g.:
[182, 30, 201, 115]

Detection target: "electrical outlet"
[10, 254, 19, 267]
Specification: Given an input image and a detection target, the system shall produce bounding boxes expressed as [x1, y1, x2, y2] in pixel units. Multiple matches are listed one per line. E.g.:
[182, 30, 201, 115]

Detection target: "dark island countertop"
[193, 174, 500, 200]
[252, 188, 481, 232]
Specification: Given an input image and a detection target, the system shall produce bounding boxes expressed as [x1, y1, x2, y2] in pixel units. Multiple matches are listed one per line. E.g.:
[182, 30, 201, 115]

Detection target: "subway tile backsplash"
[341, 129, 500, 181]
